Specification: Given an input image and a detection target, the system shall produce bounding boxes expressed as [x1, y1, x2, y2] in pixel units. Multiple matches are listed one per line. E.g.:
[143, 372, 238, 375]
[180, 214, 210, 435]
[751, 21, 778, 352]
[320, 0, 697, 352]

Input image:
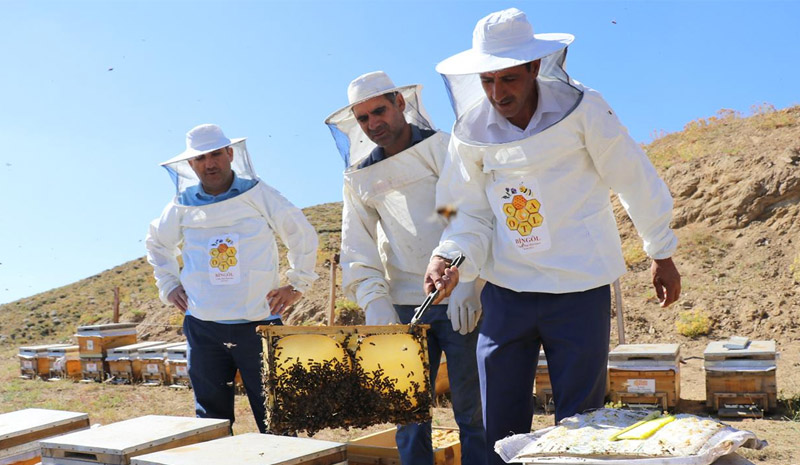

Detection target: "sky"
[1, 0, 798, 305]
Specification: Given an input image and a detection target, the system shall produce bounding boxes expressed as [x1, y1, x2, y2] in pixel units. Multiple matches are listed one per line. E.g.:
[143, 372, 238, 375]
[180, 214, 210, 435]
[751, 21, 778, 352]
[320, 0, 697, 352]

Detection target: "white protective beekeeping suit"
[432, 8, 677, 292]
[146, 124, 318, 322]
[326, 72, 482, 332]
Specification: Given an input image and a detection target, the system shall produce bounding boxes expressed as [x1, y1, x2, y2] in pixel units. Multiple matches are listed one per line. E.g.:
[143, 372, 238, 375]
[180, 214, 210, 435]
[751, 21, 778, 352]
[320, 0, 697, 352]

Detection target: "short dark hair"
[384, 92, 398, 104]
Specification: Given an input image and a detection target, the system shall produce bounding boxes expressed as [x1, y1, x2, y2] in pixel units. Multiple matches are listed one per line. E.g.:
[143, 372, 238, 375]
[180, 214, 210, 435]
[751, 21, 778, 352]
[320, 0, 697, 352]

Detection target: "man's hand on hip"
[267, 285, 302, 316]
[167, 285, 188, 313]
[364, 297, 400, 325]
[424, 256, 460, 305]
[652, 257, 681, 308]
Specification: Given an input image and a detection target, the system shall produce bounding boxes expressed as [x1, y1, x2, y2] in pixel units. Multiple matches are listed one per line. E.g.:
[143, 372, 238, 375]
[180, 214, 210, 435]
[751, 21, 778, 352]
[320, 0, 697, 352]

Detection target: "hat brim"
[436, 33, 574, 75]
[160, 137, 247, 166]
[324, 84, 421, 125]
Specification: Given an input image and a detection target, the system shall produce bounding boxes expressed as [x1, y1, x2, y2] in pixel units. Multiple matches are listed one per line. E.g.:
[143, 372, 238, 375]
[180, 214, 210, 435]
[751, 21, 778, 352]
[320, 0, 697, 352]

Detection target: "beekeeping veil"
[436, 8, 580, 145]
[325, 71, 434, 169]
[160, 124, 257, 203]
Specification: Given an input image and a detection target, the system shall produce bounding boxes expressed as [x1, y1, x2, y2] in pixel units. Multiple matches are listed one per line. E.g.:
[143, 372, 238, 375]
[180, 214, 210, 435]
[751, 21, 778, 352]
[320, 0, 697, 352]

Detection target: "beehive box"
[704, 340, 777, 414]
[76, 323, 138, 358]
[139, 343, 184, 385]
[347, 426, 460, 465]
[39, 415, 229, 465]
[165, 344, 189, 387]
[106, 342, 167, 384]
[607, 343, 681, 409]
[259, 324, 431, 435]
[130, 433, 346, 465]
[18, 344, 74, 380]
[0, 408, 89, 465]
[533, 350, 553, 411]
[47, 345, 81, 380]
[80, 357, 107, 382]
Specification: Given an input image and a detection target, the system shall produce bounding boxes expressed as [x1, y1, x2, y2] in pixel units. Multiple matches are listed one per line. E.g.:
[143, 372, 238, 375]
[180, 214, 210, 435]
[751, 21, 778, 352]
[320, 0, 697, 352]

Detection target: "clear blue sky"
[1, 0, 798, 305]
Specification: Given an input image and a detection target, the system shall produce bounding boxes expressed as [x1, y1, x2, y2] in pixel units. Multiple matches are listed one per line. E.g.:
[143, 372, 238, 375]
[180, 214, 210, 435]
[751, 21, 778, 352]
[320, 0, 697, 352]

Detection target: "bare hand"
[424, 256, 460, 305]
[652, 257, 681, 307]
[167, 285, 188, 313]
[267, 285, 302, 316]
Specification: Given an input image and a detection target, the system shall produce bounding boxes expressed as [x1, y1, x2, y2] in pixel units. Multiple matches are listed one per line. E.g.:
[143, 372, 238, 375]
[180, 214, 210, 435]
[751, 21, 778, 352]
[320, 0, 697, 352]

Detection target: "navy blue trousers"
[183, 315, 281, 434]
[477, 283, 610, 465]
[395, 304, 487, 465]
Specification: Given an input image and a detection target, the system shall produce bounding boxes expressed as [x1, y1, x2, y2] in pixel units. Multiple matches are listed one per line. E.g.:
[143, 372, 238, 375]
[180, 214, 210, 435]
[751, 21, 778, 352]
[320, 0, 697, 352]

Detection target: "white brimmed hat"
[324, 71, 420, 125]
[161, 123, 246, 166]
[436, 8, 573, 75]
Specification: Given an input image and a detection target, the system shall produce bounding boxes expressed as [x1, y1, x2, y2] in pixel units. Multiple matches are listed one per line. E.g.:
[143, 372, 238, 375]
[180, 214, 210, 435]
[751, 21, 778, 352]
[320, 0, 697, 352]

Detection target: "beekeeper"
[145, 124, 318, 433]
[325, 71, 487, 465]
[423, 8, 681, 464]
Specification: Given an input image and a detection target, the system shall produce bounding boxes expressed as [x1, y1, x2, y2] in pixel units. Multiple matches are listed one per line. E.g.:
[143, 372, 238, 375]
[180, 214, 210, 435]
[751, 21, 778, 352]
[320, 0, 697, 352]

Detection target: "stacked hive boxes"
[0, 408, 89, 465]
[138, 342, 185, 385]
[76, 323, 138, 382]
[47, 345, 81, 380]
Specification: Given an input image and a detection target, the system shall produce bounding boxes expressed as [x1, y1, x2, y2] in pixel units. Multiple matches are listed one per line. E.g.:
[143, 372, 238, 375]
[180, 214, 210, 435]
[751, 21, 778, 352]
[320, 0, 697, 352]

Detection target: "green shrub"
[675, 309, 711, 337]
[334, 299, 364, 326]
[790, 252, 800, 284]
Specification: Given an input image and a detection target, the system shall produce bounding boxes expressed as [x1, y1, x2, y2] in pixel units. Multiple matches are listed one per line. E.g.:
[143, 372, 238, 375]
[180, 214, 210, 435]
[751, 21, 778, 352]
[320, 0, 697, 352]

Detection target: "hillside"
[2, 105, 798, 350]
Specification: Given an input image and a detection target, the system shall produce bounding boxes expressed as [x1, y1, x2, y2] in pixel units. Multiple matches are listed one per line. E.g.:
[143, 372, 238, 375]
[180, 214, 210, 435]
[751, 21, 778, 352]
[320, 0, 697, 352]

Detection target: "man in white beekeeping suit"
[423, 9, 681, 465]
[146, 124, 319, 433]
[325, 71, 487, 465]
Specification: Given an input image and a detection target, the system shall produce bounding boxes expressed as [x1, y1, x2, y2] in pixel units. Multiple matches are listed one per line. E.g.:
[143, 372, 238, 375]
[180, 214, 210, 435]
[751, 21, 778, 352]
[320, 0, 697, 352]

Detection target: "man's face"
[352, 93, 409, 155]
[479, 61, 540, 128]
[187, 146, 234, 195]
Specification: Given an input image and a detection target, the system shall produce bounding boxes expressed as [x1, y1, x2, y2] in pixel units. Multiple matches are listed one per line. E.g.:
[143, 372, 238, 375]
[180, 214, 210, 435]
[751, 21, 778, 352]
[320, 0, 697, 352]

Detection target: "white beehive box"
[18, 344, 73, 379]
[130, 433, 346, 465]
[0, 408, 89, 465]
[39, 415, 229, 465]
[704, 339, 778, 413]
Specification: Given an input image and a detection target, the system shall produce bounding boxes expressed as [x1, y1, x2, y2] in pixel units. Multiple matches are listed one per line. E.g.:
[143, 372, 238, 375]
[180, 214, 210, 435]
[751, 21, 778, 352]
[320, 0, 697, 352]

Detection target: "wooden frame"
[347, 426, 460, 465]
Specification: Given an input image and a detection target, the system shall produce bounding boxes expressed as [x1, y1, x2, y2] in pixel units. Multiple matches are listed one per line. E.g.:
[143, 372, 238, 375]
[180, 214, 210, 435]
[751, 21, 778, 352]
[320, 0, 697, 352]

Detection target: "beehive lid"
[130, 433, 345, 465]
[166, 344, 188, 361]
[47, 345, 80, 357]
[76, 323, 138, 337]
[19, 344, 73, 357]
[1, 409, 89, 449]
[39, 415, 229, 457]
[107, 342, 167, 360]
[608, 344, 680, 370]
[138, 342, 185, 359]
[704, 340, 776, 360]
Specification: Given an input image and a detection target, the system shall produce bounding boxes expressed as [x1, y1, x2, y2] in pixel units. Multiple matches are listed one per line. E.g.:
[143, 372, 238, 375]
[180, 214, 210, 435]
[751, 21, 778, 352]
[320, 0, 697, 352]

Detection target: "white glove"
[447, 279, 485, 335]
[365, 297, 400, 325]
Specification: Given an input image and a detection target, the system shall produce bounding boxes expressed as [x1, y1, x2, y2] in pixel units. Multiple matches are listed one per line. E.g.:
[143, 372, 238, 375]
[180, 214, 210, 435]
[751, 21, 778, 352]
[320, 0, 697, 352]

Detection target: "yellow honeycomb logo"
[501, 192, 543, 236]
[209, 239, 237, 272]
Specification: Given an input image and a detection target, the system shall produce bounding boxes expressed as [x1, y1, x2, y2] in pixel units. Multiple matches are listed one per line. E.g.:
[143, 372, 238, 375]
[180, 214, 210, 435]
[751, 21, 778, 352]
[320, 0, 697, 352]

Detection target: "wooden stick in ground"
[613, 279, 625, 345]
[327, 254, 339, 326]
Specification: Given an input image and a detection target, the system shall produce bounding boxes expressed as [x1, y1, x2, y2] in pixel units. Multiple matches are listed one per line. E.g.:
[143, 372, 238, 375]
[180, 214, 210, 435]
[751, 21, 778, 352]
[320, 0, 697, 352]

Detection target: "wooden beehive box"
[138, 343, 184, 385]
[39, 415, 229, 465]
[80, 356, 107, 382]
[18, 344, 73, 380]
[0, 408, 89, 465]
[533, 350, 553, 411]
[106, 342, 167, 384]
[607, 343, 681, 409]
[76, 323, 138, 359]
[130, 433, 346, 465]
[47, 345, 81, 380]
[165, 344, 189, 387]
[348, 426, 460, 465]
[259, 324, 431, 435]
[704, 339, 777, 414]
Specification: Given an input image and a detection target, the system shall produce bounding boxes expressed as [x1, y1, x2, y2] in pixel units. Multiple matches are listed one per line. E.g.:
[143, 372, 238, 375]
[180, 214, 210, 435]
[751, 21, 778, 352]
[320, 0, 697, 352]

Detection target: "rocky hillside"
[2, 105, 798, 349]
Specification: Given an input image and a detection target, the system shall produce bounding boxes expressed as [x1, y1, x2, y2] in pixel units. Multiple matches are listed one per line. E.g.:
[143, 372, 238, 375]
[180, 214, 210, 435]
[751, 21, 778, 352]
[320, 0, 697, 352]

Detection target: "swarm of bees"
[262, 326, 433, 436]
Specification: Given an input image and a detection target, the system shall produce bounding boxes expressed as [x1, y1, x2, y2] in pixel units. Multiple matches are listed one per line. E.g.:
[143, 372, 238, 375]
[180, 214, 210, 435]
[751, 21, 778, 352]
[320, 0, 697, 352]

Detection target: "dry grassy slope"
[2, 107, 799, 352]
